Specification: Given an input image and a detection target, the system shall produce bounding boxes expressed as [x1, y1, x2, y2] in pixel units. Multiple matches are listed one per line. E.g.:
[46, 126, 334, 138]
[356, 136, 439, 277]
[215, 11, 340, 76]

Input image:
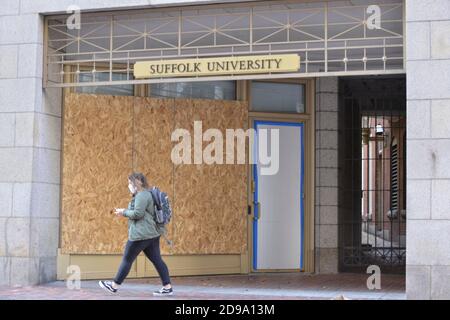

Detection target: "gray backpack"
[148, 187, 173, 247]
[148, 186, 172, 225]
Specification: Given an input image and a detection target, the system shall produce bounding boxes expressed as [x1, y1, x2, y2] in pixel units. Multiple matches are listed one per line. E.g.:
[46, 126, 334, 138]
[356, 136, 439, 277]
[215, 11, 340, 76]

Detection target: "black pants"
[114, 237, 171, 286]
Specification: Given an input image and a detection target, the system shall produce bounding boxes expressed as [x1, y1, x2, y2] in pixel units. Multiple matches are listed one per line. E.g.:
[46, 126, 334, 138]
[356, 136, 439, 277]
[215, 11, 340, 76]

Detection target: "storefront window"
[76, 72, 134, 96]
[149, 81, 236, 100]
[251, 81, 305, 113]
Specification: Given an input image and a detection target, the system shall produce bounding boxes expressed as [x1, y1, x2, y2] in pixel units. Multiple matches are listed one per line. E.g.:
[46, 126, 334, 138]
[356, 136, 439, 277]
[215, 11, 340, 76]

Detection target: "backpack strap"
[158, 225, 173, 247]
[149, 187, 162, 210]
[149, 187, 173, 247]
[162, 233, 173, 247]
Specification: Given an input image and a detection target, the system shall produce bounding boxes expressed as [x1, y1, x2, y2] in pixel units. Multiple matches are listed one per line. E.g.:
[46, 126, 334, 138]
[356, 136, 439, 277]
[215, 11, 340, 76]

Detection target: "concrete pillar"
[406, 0, 450, 300]
[315, 77, 339, 274]
[0, 7, 61, 286]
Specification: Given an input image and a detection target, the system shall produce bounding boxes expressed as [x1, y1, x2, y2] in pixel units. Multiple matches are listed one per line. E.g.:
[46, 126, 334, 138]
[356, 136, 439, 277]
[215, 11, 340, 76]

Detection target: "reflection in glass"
[76, 72, 134, 96]
[150, 81, 236, 100]
[251, 81, 305, 113]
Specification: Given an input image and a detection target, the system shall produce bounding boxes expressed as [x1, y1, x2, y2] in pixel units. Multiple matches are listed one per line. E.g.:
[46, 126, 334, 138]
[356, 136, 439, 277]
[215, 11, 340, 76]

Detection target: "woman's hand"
[114, 208, 125, 217]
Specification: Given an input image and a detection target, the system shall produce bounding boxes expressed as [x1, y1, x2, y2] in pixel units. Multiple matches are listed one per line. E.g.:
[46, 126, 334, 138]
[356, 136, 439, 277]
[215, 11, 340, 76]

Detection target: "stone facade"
[315, 77, 339, 274]
[1, 0, 450, 300]
[0, 8, 60, 286]
[406, 0, 450, 300]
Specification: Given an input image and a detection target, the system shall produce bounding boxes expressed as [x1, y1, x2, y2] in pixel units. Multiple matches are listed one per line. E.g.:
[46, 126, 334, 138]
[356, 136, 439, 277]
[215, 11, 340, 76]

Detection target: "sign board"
[134, 54, 300, 79]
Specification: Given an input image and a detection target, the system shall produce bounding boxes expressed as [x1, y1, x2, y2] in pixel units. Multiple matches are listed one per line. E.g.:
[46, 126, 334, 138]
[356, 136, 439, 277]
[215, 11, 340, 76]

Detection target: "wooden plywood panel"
[172, 99, 248, 254]
[133, 97, 175, 254]
[62, 93, 248, 255]
[61, 93, 133, 254]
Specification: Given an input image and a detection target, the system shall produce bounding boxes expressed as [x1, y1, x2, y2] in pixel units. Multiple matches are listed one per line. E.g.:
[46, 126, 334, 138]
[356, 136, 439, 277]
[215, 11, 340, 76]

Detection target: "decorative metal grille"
[45, 0, 404, 87]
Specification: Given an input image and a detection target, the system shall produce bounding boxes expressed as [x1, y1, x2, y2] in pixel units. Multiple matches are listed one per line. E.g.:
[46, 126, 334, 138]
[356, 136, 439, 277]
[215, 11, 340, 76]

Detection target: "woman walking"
[99, 172, 173, 296]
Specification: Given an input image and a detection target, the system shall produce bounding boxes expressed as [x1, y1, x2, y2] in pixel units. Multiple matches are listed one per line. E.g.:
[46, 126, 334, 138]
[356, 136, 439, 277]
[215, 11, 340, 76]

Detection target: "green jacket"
[123, 190, 165, 241]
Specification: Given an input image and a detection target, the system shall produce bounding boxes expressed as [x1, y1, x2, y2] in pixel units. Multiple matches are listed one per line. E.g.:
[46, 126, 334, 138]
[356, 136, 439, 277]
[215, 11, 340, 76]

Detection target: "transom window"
[149, 81, 236, 100]
[251, 81, 305, 113]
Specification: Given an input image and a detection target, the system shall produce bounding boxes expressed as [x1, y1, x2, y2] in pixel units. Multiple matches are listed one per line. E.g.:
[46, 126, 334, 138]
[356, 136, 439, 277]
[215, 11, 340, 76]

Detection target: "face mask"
[128, 183, 136, 194]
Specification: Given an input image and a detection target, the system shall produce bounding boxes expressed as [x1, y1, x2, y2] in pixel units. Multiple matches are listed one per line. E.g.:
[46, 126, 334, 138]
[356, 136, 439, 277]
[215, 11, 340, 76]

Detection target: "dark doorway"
[338, 76, 406, 273]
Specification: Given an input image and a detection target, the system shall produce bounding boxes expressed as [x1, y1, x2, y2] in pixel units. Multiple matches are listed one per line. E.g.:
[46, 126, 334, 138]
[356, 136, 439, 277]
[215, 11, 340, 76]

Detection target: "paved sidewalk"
[0, 273, 405, 300]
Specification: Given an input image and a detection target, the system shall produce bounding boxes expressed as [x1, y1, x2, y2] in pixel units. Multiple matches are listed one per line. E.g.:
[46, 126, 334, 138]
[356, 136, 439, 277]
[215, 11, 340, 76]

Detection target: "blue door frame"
[252, 120, 305, 271]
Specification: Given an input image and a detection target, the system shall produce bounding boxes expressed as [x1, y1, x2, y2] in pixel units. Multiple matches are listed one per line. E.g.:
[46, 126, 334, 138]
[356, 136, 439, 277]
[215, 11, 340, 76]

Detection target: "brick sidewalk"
[0, 273, 405, 300]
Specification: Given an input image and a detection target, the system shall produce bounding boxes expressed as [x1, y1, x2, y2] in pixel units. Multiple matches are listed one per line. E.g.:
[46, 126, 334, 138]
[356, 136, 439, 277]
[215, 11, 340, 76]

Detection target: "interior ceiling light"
[376, 124, 384, 135]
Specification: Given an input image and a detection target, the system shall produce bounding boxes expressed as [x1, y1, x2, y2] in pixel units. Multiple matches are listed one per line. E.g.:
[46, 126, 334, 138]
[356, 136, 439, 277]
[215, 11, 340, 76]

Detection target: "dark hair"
[128, 172, 149, 189]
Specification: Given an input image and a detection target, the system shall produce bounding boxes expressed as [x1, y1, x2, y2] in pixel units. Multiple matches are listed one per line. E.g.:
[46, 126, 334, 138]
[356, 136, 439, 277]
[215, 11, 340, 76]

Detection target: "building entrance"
[251, 120, 305, 271]
[339, 76, 406, 273]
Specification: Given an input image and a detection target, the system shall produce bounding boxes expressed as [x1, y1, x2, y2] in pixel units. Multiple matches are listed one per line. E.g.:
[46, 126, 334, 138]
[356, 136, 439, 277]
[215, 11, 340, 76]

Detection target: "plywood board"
[133, 97, 175, 254]
[172, 99, 248, 254]
[62, 93, 248, 255]
[61, 93, 133, 254]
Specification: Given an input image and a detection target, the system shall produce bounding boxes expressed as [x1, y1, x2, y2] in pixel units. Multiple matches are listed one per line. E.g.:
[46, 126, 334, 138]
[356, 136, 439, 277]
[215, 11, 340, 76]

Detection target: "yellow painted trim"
[240, 252, 249, 274]
[57, 252, 245, 280]
[303, 78, 315, 273]
[57, 249, 70, 280]
[248, 112, 311, 121]
[144, 255, 242, 277]
[136, 255, 146, 278]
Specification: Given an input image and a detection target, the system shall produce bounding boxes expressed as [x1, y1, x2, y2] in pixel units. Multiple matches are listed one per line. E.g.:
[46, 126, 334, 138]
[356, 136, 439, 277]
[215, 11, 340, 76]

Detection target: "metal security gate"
[338, 76, 406, 273]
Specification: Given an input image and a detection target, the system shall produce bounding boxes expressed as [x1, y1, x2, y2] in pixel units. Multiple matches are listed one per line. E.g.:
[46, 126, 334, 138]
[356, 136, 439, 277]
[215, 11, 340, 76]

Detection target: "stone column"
[406, 0, 450, 300]
[0, 6, 61, 286]
[315, 77, 339, 274]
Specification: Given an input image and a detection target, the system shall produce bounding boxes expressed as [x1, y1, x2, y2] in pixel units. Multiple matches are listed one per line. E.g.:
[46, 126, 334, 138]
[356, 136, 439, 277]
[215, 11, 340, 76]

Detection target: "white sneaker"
[153, 287, 173, 296]
[99, 280, 118, 294]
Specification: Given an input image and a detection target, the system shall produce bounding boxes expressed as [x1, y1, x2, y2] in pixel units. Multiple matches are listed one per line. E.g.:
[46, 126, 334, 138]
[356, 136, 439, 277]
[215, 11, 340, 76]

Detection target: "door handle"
[254, 202, 261, 220]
